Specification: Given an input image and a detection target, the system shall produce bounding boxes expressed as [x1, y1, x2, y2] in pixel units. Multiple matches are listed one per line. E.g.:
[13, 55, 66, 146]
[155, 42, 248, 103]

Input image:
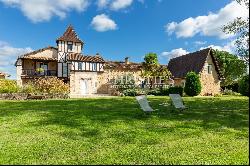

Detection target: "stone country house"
[15, 25, 222, 97]
[168, 48, 223, 96]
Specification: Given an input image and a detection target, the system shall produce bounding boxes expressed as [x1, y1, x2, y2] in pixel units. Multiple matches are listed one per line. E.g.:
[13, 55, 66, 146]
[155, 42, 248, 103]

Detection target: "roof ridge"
[169, 48, 211, 62]
[56, 25, 84, 44]
[19, 46, 57, 58]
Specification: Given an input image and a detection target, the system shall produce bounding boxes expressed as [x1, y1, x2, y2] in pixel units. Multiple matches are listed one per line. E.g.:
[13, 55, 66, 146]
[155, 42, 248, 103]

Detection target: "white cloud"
[0, 0, 89, 22]
[0, 41, 32, 79]
[91, 14, 117, 32]
[162, 40, 236, 64]
[97, 0, 110, 8]
[165, 1, 249, 39]
[161, 48, 189, 62]
[200, 40, 236, 53]
[97, 0, 142, 10]
[194, 41, 207, 46]
[110, 0, 133, 10]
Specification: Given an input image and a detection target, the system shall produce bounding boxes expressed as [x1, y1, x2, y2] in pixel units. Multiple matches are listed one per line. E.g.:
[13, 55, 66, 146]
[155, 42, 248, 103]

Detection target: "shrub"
[123, 89, 137, 96]
[33, 77, 69, 94]
[147, 88, 161, 96]
[221, 82, 239, 92]
[168, 86, 184, 96]
[223, 89, 241, 96]
[21, 82, 39, 94]
[184, 72, 202, 96]
[123, 88, 144, 96]
[238, 75, 249, 96]
[214, 93, 223, 97]
[0, 79, 20, 93]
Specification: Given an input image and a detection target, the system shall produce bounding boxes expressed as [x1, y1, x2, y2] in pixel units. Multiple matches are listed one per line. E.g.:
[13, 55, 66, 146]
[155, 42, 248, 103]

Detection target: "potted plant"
[36, 68, 44, 76]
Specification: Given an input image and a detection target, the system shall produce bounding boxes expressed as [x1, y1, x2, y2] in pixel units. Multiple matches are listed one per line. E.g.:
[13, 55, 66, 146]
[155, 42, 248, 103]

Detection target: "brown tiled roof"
[105, 61, 142, 70]
[167, 48, 222, 79]
[21, 57, 57, 61]
[19, 46, 58, 61]
[68, 53, 105, 63]
[56, 25, 83, 44]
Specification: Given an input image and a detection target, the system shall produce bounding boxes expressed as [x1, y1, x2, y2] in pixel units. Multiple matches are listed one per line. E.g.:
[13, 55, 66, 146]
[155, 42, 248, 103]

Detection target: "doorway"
[80, 79, 88, 95]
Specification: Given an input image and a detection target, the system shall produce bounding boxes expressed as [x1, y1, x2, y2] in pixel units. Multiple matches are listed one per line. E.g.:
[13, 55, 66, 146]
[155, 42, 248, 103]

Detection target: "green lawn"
[0, 96, 249, 165]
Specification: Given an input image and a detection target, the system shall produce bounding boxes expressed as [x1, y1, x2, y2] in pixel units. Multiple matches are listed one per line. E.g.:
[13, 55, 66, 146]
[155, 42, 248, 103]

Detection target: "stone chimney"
[125, 57, 130, 64]
[96, 53, 101, 57]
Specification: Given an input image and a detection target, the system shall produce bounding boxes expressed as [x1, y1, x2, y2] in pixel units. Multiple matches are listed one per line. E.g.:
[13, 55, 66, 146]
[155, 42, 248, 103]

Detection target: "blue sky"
[0, 0, 248, 79]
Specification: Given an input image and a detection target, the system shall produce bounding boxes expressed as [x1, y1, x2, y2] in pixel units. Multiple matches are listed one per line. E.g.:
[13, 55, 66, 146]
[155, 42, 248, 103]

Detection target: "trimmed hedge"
[238, 75, 249, 96]
[168, 86, 184, 96]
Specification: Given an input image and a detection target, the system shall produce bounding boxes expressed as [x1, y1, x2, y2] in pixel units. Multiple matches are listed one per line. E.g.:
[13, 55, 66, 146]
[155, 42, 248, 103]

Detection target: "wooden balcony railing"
[22, 69, 57, 77]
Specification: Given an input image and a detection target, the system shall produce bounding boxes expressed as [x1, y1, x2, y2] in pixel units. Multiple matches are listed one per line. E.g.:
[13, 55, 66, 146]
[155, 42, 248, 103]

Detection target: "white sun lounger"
[169, 94, 186, 110]
[135, 95, 154, 112]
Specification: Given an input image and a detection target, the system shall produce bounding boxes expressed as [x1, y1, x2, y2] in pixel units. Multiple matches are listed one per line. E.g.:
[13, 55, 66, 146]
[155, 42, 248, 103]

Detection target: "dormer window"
[67, 43, 73, 52]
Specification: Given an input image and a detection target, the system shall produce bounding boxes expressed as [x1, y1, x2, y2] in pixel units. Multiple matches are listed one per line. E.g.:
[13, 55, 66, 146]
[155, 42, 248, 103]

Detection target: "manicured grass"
[0, 96, 249, 165]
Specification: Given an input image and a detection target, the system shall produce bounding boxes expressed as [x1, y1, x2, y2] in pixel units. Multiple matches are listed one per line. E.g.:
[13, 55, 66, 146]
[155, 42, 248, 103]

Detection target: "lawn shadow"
[150, 97, 249, 131]
[0, 97, 249, 142]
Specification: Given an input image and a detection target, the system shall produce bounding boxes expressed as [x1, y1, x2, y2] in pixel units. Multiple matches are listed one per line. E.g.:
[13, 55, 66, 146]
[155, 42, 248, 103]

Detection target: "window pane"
[68, 44, 73, 51]
[63, 63, 68, 77]
[78, 62, 82, 70]
[208, 64, 212, 74]
[93, 63, 97, 71]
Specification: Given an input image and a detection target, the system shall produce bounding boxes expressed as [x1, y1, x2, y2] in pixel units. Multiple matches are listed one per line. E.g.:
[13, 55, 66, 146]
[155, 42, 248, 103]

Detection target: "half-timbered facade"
[16, 25, 106, 96]
[16, 25, 222, 97]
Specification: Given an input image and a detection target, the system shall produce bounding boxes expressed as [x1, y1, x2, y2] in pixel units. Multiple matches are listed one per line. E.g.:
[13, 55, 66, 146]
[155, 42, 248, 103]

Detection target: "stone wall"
[0, 93, 69, 100]
[172, 53, 221, 96]
[173, 78, 185, 87]
[70, 71, 98, 97]
[199, 53, 221, 96]
[97, 68, 143, 95]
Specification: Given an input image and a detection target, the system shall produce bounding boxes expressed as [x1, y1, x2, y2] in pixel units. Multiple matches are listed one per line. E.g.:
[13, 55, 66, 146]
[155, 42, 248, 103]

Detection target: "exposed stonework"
[172, 52, 221, 96]
[97, 68, 143, 95]
[199, 53, 221, 96]
[70, 71, 98, 97]
[0, 93, 69, 100]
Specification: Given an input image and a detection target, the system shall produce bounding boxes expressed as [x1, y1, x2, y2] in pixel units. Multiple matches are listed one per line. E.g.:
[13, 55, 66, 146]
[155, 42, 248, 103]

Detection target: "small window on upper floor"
[207, 64, 212, 74]
[78, 62, 83, 70]
[67, 43, 73, 52]
[93, 63, 97, 71]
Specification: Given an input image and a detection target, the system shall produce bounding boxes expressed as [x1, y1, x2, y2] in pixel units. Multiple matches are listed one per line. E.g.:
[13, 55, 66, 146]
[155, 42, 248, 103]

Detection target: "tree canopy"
[142, 53, 171, 79]
[223, 0, 249, 64]
[213, 49, 247, 86]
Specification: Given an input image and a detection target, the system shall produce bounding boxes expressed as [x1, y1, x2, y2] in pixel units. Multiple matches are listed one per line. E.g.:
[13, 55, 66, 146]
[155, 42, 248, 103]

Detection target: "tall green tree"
[142, 53, 171, 89]
[142, 53, 159, 77]
[223, 0, 249, 64]
[213, 49, 247, 86]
